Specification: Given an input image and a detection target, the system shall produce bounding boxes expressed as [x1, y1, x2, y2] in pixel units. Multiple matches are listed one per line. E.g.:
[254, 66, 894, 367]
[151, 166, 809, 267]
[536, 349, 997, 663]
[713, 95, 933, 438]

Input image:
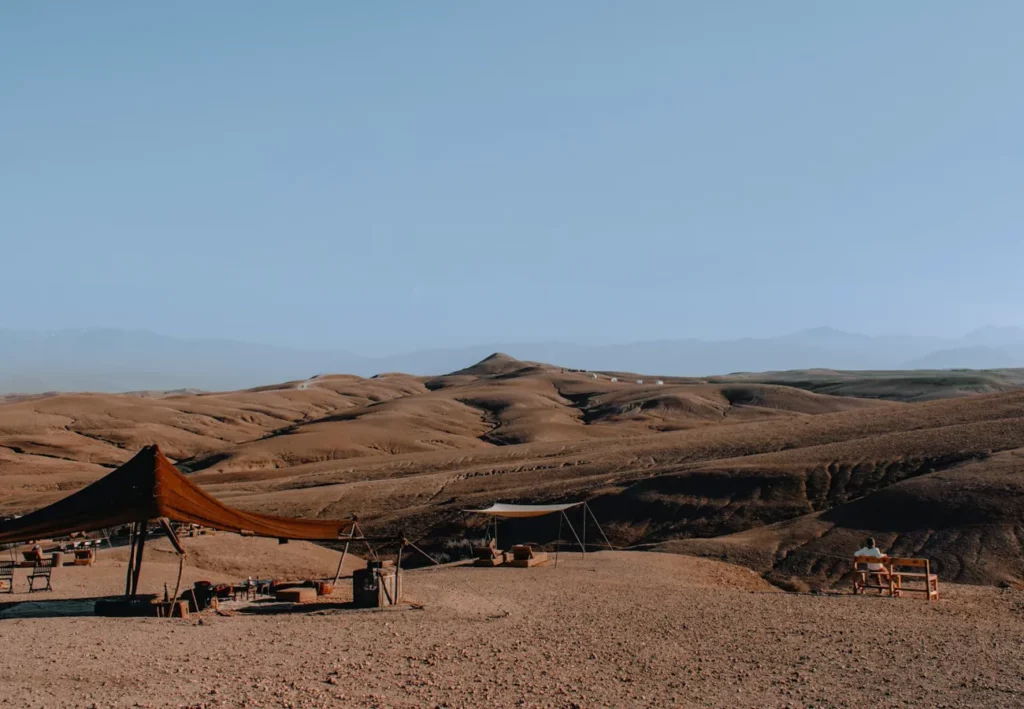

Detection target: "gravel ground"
[1, 550, 1022, 708]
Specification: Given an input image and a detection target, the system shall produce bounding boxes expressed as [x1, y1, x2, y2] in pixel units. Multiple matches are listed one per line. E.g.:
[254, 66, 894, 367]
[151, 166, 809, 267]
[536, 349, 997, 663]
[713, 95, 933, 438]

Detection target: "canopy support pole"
[555, 512, 563, 568]
[351, 521, 378, 562]
[581, 504, 586, 559]
[396, 541, 404, 601]
[332, 525, 357, 585]
[124, 521, 141, 597]
[560, 510, 586, 557]
[157, 518, 187, 603]
[585, 503, 614, 550]
[129, 520, 149, 598]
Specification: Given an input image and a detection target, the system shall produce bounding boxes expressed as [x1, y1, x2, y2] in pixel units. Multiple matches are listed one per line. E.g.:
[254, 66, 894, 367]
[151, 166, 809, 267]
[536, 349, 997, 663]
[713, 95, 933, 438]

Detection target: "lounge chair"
[473, 540, 506, 567]
[508, 545, 549, 568]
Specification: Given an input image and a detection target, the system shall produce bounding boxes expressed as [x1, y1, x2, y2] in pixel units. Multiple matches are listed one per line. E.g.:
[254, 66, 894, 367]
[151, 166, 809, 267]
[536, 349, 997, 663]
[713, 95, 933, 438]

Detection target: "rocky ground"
[1, 549, 1022, 708]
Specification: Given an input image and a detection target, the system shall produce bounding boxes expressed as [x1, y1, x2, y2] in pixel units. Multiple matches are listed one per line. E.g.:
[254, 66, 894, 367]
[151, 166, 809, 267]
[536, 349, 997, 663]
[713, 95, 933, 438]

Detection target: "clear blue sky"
[3, 3, 1022, 353]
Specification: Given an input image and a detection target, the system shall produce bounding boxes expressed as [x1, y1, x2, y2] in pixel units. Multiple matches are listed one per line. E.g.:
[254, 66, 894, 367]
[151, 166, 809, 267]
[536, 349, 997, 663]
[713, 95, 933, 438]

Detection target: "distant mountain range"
[2, 326, 1024, 394]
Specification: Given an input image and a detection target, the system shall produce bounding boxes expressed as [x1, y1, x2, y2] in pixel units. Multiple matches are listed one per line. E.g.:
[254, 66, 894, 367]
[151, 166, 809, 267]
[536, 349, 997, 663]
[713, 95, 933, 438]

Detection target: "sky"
[2, 3, 1023, 354]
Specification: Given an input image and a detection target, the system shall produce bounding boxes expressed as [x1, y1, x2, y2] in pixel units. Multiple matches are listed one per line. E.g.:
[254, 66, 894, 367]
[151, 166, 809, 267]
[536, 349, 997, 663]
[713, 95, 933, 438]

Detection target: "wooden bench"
[852, 555, 938, 601]
[890, 557, 939, 601]
[27, 558, 54, 593]
[852, 555, 894, 596]
[0, 561, 14, 593]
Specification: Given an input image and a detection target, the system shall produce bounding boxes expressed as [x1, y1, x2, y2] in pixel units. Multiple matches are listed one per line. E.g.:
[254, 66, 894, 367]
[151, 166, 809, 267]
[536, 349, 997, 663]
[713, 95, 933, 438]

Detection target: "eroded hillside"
[3, 354, 1024, 586]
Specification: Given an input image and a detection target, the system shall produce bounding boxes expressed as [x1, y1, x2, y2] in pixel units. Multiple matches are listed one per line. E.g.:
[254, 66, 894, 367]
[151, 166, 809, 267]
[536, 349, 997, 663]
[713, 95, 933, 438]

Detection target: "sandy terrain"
[1, 549, 1022, 708]
[5, 354, 1024, 591]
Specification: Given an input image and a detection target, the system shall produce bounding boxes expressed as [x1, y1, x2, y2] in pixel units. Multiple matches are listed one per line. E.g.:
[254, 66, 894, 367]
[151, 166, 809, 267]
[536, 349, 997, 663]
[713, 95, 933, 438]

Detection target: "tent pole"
[555, 512, 562, 568]
[172, 554, 185, 606]
[332, 525, 356, 585]
[355, 522, 378, 562]
[582, 504, 587, 559]
[125, 521, 140, 597]
[130, 520, 149, 598]
[587, 504, 614, 550]
[396, 541, 404, 603]
[157, 518, 187, 605]
[561, 511, 586, 556]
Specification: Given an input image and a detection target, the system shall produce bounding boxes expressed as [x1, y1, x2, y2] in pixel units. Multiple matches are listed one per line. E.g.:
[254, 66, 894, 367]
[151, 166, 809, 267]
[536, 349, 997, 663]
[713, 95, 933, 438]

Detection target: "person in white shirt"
[854, 537, 886, 572]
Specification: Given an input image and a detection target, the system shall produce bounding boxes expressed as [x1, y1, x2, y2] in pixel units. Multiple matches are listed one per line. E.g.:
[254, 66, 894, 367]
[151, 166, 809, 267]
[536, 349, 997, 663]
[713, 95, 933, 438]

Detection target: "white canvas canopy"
[466, 502, 582, 518]
[465, 501, 612, 566]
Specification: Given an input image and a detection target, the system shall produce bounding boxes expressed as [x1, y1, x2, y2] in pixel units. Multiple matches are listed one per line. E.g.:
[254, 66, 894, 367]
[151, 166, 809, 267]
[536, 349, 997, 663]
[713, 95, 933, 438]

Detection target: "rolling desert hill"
[2, 354, 1024, 587]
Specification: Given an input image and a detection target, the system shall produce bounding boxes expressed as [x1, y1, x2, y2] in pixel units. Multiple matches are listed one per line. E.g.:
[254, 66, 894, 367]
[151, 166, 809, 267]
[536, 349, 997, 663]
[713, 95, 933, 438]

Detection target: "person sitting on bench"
[853, 536, 891, 590]
[854, 537, 885, 571]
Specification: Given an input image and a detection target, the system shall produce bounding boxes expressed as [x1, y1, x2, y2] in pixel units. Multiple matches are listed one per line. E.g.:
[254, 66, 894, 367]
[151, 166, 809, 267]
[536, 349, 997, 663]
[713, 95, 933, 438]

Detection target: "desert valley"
[4, 354, 1024, 587]
[2, 355, 1024, 707]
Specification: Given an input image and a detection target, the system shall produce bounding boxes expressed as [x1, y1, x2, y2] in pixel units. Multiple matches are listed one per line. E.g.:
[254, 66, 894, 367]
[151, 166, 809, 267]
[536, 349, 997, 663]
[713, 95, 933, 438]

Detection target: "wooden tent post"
[130, 520, 149, 598]
[125, 521, 141, 597]
[396, 540, 404, 601]
[157, 518, 187, 603]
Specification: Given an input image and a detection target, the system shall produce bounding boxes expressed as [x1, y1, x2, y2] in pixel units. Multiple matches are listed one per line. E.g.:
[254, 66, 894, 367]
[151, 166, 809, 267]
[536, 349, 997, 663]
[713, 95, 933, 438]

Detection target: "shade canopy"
[466, 502, 583, 519]
[0, 445, 356, 544]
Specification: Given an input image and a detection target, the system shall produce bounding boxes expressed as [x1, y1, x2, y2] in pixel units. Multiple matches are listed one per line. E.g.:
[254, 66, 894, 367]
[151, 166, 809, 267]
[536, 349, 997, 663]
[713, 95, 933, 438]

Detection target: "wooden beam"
[124, 521, 140, 597]
[130, 521, 149, 598]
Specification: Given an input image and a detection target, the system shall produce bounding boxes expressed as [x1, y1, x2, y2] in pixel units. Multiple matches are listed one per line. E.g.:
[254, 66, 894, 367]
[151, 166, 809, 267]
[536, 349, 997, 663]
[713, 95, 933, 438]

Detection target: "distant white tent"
[465, 501, 612, 566]
[467, 502, 581, 518]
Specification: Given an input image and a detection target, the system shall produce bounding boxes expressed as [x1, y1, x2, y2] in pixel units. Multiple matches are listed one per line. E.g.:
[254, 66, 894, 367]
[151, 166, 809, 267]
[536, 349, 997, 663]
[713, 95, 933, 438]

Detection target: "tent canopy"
[466, 502, 583, 519]
[0, 445, 356, 545]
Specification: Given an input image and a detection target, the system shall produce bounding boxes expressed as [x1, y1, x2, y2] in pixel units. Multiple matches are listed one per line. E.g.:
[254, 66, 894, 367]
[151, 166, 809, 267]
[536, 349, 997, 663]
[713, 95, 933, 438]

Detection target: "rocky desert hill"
[3, 354, 1024, 587]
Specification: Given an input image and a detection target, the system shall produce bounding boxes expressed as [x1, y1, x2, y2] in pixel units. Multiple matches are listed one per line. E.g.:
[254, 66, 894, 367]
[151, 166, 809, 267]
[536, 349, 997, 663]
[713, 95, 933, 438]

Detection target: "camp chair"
[508, 544, 549, 568]
[27, 558, 53, 593]
[851, 555, 894, 596]
[889, 558, 939, 601]
[0, 561, 15, 593]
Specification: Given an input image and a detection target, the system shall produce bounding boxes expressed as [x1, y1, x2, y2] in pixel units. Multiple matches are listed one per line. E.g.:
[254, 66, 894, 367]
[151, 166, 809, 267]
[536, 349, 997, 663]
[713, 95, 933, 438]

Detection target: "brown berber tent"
[0, 445, 357, 597]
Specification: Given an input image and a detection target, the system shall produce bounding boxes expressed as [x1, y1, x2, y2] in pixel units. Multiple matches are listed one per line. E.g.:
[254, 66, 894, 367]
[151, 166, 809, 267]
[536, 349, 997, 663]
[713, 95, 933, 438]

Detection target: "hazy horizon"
[5, 323, 1024, 394]
[5, 322, 1024, 356]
